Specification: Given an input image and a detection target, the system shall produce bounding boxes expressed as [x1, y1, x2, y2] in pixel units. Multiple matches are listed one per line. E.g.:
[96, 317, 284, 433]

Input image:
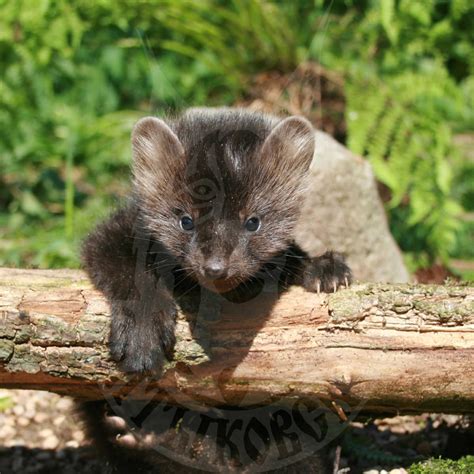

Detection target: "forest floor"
[0, 389, 473, 474]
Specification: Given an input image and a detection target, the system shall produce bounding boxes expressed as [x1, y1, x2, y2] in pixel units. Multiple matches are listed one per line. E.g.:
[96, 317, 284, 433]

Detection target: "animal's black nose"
[202, 259, 228, 280]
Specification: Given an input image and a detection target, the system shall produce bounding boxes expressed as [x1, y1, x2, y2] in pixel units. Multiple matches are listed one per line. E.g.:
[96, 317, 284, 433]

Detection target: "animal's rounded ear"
[261, 116, 315, 175]
[131, 117, 184, 177]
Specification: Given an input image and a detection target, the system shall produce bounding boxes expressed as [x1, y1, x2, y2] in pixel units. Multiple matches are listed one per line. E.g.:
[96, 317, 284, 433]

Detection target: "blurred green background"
[0, 0, 473, 279]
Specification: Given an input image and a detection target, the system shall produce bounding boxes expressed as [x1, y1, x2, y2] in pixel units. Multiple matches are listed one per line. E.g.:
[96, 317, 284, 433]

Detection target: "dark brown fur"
[80, 108, 351, 473]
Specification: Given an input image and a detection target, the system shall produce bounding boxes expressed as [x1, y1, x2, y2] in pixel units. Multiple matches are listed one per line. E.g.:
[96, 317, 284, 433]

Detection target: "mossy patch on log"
[0, 340, 14, 362]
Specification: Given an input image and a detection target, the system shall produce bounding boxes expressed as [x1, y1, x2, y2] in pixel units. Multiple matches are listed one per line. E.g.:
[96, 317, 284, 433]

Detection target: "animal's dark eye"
[180, 215, 194, 231]
[245, 217, 260, 232]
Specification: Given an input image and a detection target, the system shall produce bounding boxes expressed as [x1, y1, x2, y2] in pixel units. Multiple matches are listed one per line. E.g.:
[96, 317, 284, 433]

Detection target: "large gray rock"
[295, 130, 409, 283]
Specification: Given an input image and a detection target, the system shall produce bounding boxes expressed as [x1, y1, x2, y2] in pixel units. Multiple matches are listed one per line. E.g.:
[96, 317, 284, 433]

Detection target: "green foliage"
[0, 0, 296, 267]
[409, 455, 474, 474]
[310, 0, 474, 84]
[345, 71, 463, 262]
[342, 429, 404, 465]
[307, 0, 473, 266]
[0, 396, 13, 412]
[155, 0, 298, 78]
[0, 0, 472, 270]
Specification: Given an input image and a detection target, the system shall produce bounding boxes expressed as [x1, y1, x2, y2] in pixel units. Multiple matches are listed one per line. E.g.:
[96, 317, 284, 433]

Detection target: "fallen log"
[0, 268, 473, 415]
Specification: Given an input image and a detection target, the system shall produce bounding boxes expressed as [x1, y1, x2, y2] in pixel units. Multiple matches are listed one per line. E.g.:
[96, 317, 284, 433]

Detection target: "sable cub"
[82, 107, 351, 372]
[80, 108, 351, 472]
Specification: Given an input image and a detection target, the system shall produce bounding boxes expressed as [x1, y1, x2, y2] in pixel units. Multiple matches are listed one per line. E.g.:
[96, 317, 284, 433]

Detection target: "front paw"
[303, 251, 352, 293]
[114, 333, 170, 374]
[109, 306, 176, 373]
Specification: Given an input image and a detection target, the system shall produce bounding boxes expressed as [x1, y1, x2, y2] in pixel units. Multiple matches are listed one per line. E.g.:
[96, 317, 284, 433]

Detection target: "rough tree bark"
[0, 268, 472, 415]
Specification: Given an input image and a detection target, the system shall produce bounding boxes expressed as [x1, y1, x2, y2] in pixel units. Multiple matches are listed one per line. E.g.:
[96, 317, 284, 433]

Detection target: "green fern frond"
[345, 67, 464, 262]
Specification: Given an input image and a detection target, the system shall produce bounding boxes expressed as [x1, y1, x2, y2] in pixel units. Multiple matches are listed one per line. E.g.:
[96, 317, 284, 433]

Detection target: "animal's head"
[131, 110, 315, 291]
